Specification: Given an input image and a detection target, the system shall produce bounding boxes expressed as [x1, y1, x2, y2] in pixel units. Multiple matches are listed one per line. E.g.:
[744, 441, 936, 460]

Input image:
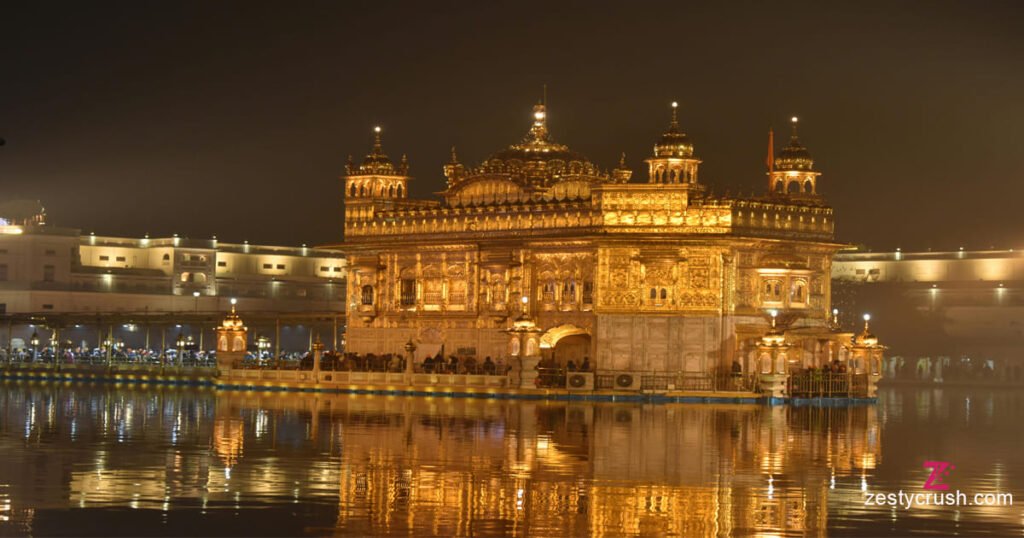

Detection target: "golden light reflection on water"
[0, 382, 1021, 536]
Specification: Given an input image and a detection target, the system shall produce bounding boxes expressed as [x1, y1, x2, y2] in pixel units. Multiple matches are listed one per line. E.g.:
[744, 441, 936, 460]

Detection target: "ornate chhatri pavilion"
[336, 101, 866, 389]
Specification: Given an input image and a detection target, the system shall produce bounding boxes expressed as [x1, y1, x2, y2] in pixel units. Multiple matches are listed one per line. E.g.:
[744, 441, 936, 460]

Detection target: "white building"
[0, 223, 347, 315]
[832, 248, 1024, 369]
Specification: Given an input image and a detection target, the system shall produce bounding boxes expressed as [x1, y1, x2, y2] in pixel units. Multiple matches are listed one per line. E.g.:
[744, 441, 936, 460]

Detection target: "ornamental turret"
[442, 146, 465, 187]
[847, 313, 886, 398]
[611, 152, 633, 183]
[215, 299, 248, 373]
[344, 126, 411, 200]
[646, 102, 702, 187]
[768, 117, 822, 201]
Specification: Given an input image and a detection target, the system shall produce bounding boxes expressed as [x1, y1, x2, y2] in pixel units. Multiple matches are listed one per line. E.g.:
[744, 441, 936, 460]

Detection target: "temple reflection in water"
[0, 383, 883, 537]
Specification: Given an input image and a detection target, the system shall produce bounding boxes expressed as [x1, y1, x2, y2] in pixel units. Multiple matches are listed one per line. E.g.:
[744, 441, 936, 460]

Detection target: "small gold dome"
[220, 304, 246, 331]
[775, 117, 814, 171]
[855, 331, 878, 347]
[653, 103, 694, 158]
[761, 329, 786, 347]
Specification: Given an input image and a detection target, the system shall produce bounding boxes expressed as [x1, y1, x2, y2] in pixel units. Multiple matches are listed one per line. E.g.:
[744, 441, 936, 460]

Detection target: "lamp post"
[175, 331, 186, 368]
[29, 331, 39, 362]
[257, 335, 271, 365]
[193, 290, 200, 312]
[50, 334, 59, 369]
[103, 336, 113, 366]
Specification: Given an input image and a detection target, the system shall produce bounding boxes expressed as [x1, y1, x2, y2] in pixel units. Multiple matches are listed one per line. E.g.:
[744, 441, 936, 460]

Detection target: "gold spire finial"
[612, 151, 633, 182]
[450, 145, 459, 163]
[529, 101, 548, 142]
[372, 126, 383, 154]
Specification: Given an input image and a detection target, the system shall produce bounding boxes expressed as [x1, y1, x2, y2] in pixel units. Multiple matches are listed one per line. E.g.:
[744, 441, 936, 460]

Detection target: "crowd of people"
[292, 351, 594, 377]
[419, 353, 507, 375]
[804, 359, 849, 375]
[0, 346, 218, 366]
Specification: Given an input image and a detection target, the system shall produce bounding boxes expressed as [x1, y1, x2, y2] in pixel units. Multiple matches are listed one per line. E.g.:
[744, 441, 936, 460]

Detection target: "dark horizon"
[2, 1, 1022, 250]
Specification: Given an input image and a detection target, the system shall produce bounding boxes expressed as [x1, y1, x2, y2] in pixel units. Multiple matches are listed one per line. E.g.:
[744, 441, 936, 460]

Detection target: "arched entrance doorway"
[540, 324, 592, 370]
[553, 334, 590, 369]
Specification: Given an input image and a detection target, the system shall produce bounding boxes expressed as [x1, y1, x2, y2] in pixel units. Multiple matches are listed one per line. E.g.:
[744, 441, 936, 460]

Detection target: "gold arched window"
[762, 278, 784, 303]
[791, 279, 807, 304]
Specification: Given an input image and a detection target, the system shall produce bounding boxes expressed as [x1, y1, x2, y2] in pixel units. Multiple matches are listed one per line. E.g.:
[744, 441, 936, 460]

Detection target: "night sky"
[2, 1, 1022, 250]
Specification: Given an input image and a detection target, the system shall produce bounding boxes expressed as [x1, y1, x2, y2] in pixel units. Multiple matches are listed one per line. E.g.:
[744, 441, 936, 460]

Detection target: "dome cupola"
[646, 102, 702, 186]
[767, 116, 822, 200]
[653, 102, 695, 158]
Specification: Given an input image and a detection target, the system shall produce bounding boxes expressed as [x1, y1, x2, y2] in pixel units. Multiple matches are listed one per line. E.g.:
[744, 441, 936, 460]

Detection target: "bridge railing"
[788, 373, 869, 397]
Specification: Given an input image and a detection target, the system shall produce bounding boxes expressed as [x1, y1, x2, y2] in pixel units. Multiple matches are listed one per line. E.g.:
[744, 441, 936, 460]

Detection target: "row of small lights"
[929, 283, 1008, 292]
[31, 298, 240, 332]
[768, 308, 872, 322]
[888, 247, 1013, 292]
[88, 232, 313, 254]
[894, 246, 1017, 256]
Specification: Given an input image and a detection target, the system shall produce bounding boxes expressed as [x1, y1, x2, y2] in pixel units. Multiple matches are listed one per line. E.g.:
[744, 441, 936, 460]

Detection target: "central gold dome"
[475, 103, 603, 185]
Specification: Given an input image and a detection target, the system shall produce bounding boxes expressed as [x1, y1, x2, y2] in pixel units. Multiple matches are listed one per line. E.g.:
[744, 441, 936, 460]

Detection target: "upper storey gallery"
[341, 102, 835, 242]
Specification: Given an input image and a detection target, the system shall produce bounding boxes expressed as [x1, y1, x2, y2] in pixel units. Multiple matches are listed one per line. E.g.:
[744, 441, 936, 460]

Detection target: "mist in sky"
[2, 1, 1022, 249]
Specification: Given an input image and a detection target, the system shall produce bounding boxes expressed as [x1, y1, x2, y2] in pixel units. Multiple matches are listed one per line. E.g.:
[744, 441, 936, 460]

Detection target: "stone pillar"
[757, 347, 790, 400]
[519, 329, 542, 389]
[865, 349, 883, 398]
[847, 314, 886, 398]
[506, 310, 543, 390]
[311, 337, 324, 377]
[404, 339, 416, 384]
[105, 325, 113, 369]
[52, 327, 61, 371]
[311, 336, 323, 373]
[757, 312, 790, 400]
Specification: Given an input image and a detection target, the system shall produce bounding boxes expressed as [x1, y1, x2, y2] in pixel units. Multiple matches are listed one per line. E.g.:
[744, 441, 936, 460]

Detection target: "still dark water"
[0, 382, 1021, 537]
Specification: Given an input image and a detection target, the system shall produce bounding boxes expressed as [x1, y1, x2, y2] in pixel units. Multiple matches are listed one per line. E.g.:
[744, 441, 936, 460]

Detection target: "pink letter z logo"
[923, 460, 955, 490]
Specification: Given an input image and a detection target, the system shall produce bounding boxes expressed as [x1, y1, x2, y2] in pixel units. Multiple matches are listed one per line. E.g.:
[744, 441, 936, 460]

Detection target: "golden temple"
[336, 101, 880, 394]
